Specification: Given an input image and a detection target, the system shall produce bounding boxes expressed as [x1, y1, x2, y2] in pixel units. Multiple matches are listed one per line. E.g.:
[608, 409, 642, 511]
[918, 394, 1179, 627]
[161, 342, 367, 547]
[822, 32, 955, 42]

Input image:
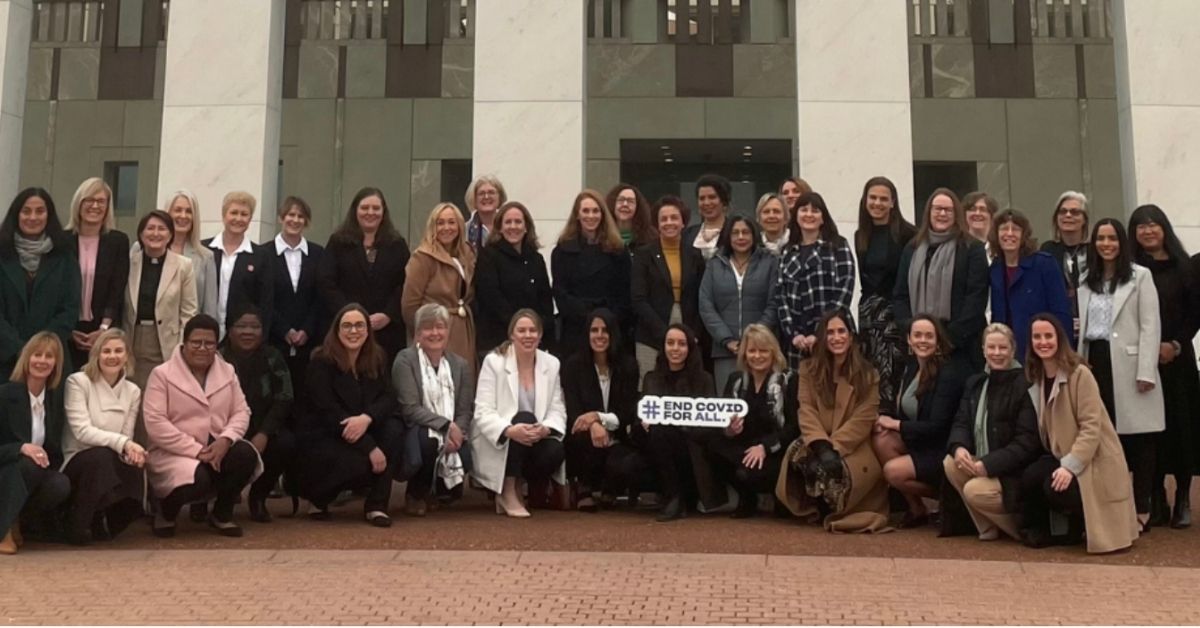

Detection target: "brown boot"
[0, 530, 17, 555]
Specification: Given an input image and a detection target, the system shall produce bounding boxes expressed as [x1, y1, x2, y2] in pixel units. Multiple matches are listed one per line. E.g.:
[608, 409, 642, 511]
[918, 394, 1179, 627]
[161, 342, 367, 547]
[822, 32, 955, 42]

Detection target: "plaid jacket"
[776, 238, 856, 340]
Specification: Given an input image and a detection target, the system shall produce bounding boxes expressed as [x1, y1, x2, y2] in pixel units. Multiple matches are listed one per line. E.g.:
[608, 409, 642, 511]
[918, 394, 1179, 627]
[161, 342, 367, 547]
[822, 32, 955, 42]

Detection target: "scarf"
[731, 371, 788, 428]
[15, 234, 53, 274]
[907, 230, 957, 321]
[972, 360, 1021, 458]
[762, 229, 789, 257]
[418, 346, 463, 489]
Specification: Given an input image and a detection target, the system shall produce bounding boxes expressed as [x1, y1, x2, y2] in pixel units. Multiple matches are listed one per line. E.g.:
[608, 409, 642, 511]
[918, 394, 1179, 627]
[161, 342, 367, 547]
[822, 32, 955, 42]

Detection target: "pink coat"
[143, 346, 255, 498]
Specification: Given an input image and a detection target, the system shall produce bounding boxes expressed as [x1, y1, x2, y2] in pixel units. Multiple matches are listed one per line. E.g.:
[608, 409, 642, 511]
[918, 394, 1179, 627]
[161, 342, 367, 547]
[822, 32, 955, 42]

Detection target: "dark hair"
[1085, 218, 1134, 294]
[583, 308, 622, 364]
[807, 308, 877, 408]
[0, 187, 66, 258]
[652, 323, 709, 393]
[652, 195, 691, 229]
[988, 209, 1038, 259]
[1025, 313, 1084, 383]
[961, 191, 999, 216]
[695, 174, 731, 207]
[717, 216, 760, 258]
[855, 176, 913, 252]
[330, 186, 402, 247]
[779, 176, 812, 199]
[485, 201, 541, 250]
[278, 195, 313, 222]
[221, 304, 265, 351]
[184, 314, 220, 341]
[786, 191, 844, 247]
[909, 314, 953, 397]
[914, 187, 967, 245]
[313, 303, 387, 379]
[136, 210, 176, 250]
[1128, 204, 1189, 265]
[605, 183, 657, 248]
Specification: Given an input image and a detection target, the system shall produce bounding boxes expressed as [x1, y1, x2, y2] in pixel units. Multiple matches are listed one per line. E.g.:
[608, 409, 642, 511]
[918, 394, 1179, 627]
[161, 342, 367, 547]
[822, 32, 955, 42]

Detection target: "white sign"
[636, 395, 749, 428]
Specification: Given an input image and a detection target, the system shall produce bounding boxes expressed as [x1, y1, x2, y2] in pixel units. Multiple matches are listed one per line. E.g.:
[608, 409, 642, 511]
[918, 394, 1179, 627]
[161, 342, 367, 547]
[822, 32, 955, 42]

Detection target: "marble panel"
[161, 0, 284, 107]
[123, 101, 163, 146]
[588, 44, 674, 98]
[586, 98, 705, 159]
[930, 43, 974, 99]
[975, 161, 1011, 211]
[732, 45, 794, 98]
[440, 44, 473, 98]
[345, 43, 385, 99]
[297, 41, 338, 99]
[1176, 227, 1200, 258]
[1118, 105, 1200, 226]
[0, 0, 31, 119]
[474, 0, 585, 102]
[794, 1, 910, 103]
[57, 47, 99, 101]
[409, 160, 442, 233]
[909, 44, 925, 99]
[797, 101, 914, 222]
[1113, 1, 1200, 107]
[1033, 44, 1077, 99]
[704, 98, 796, 138]
[586, 159, 620, 193]
[1083, 44, 1116, 99]
[18, 100, 49, 188]
[0, 111, 19, 194]
[340, 98, 412, 215]
[1081, 98, 1123, 219]
[25, 47, 51, 101]
[910, 99, 1008, 162]
[55, 100, 124, 148]
[412, 98, 471, 160]
[1005, 99, 1082, 220]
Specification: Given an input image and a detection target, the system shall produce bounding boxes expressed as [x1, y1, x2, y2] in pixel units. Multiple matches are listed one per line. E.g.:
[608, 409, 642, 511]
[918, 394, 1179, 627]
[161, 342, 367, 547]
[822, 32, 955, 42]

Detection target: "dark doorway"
[912, 161, 979, 223]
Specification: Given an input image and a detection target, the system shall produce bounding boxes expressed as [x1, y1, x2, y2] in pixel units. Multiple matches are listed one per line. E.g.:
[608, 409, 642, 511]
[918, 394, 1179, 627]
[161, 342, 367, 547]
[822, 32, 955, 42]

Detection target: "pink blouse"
[77, 234, 99, 321]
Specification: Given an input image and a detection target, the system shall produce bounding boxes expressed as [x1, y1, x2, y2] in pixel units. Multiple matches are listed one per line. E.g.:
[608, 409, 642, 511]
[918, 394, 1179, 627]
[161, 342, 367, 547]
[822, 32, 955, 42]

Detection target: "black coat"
[68, 230, 130, 325]
[473, 241, 554, 354]
[0, 247, 80, 373]
[893, 238, 989, 369]
[0, 381, 65, 534]
[318, 237, 410, 358]
[630, 240, 704, 348]
[551, 237, 632, 356]
[722, 370, 800, 453]
[269, 239, 326, 351]
[562, 351, 639, 441]
[201, 237, 275, 334]
[946, 367, 1043, 513]
[897, 355, 971, 451]
[302, 355, 399, 456]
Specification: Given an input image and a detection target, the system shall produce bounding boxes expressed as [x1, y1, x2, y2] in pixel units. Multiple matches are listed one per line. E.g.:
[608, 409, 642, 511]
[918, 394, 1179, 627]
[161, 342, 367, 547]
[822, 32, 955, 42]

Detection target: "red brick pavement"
[2, 549, 1197, 625]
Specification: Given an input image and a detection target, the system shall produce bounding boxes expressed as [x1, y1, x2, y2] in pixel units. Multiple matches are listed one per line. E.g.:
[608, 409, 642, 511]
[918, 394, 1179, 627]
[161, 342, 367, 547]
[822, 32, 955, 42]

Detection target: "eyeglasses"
[340, 321, 368, 332]
[615, 197, 637, 206]
[186, 340, 217, 350]
[1057, 207, 1085, 217]
[477, 190, 498, 198]
[1135, 222, 1161, 233]
[82, 197, 109, 208]
[930, 206, 956, 215]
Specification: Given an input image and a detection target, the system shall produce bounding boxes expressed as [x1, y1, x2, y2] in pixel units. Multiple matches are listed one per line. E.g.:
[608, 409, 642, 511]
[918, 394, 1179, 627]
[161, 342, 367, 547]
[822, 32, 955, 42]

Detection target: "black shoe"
[656, 496, 686, 522]
[188, 502, 208, 523]
[1020, 527, 1053, 549]
[207, 516, 244, 537]
[1150, 486, 1171, 527]
[366, 511, 392, 528]
[898, 512, 930, 529]
[308, 505, 332, 521]
[731, 492, 757, 519]
[1171, 499, 1191, 529]
[248, 498, 273, 523]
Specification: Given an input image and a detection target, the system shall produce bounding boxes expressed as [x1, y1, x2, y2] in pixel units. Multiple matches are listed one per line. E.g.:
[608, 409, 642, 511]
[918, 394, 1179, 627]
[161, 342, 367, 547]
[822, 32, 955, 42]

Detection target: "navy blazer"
[269, 239, 325, 350]
[989, 251, 1073, 360]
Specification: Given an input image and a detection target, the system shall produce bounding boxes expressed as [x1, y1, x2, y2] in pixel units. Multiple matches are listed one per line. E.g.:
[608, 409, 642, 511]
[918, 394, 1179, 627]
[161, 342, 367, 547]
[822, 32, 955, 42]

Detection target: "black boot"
[1172, 479, 1192, 529]
[656, 495, 686, 522]
[1150, 482, 1170, 527]
[248, 497, 273, 523]
[731, 490, 758, 519]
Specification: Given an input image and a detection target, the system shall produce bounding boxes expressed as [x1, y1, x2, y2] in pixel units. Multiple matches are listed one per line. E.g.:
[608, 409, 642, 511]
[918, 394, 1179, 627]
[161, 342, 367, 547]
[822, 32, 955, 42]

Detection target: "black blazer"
[201, 237, 275, 334]
[269, 239, 325, 351]
[473, 241, 554, 354]
[0, 380, 65, 469]
[630, 240, 704, 348]
[893, 238, 989, 369]
[896, 354, 971, 452]
[68, 230, 130, 325]
[303, 355, 399, 456]
[318, 237, 410, 356]
[551, 237, 632, 356]
[562, 351, 639, 440]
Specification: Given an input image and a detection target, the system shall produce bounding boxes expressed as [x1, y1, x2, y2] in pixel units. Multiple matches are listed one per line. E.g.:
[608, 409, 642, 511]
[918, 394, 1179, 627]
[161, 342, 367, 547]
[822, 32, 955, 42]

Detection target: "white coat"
[470, 347, 567, 493]
[61, 371, 142, 469]
[1077, 264, 1164, 434]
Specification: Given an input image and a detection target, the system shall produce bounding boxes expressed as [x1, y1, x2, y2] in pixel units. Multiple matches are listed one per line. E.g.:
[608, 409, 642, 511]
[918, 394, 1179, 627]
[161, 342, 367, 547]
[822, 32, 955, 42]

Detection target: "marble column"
[157, 0, 284, 241]
[0, 0, 32, 207]
[1112, 0, 1200, 250]
[472, 0, 586, 241]
[793, 1, 915, 225]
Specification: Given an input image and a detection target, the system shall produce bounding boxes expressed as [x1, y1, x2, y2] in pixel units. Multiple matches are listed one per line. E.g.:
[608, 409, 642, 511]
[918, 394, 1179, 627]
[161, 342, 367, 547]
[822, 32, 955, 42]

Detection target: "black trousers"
[407, 427, 474, 500]
[564, 432, 654, 495]
[161, 441, 257, 522]
[1089, 340, 1158, 514]
[305, 419, 406, 513]
[61, 447, 143, 539]
[689, 429, 783, 510]
[647, 425, 694, 501]
[247, 429, 297, 501]
[1020, 454, 1084, 536]
[18, 457, 71, 532]
[503, 412, 565, 484]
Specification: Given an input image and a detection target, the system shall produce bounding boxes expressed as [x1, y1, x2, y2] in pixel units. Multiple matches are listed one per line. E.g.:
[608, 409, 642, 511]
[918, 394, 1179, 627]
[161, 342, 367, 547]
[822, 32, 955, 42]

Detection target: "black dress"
[1147, 256, 1200, 477]
[473, 241, 554, 355]
[318, 236, 410, 364]
[551, 237, 632, 357]
[561, 351, 642, 494]
[896, 356, 971, 487]
[641, 368, 715, 503]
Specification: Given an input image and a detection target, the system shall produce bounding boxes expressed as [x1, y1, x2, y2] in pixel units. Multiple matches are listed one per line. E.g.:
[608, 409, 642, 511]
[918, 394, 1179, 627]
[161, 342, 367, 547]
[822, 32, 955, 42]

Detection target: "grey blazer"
[698, 249, 780, 358]
[392, 346, 475, 432]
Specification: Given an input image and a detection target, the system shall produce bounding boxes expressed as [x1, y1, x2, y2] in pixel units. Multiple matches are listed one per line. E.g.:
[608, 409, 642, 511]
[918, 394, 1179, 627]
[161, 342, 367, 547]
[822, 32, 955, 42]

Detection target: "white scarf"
[418, 346, 464, 489]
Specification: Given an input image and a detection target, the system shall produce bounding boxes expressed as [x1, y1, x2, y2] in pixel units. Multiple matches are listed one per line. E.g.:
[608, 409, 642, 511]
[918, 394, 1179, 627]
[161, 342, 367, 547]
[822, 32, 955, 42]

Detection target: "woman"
[402, 202, 477, 370]
[319, 187, 411, 363]
[779, 176, 811, 214]
[464, 175, 507, 251]
[1077, 218, 1162, 531]
[65, 178, 130, 370]
[472, 309, 567, 518]
[219, 306, 295, 523]
[0, 188, 80, 375]
[691, 324, 797, 518]
[297, 304, 403, 526]
[394, 304, 474, 516]
[755, 193, 790, 256]
[143, 315, 260, 538]
[943, 323, 1042, 541]
[631, 196, 705, 380]
[699, 216, 778, 388]
[124, 210, 199, 389]
[1040, 191, 1091, 331]
[854, 176, 917, 414]
[562, 308, 642, 511]
[1129, 205, 1200, 528]
[988, 209, 1073, 359]
[1020, 315, 1139, 553]
[164, 190, 218, 318]
[641, 324, 714, 522]
[201, 191, 274, 338]
[270, 196, 325, 396]
[874, 316, 969, 527]
[776, 191, 856, 367]
[893, 188, 989, 369]
[605, 183, 656, 251]
[776, 309, 888, 533]
[962, 192, 998, 260]
[0, 333, 70, 554]
[61, 329, 143, 544]
[474, 202, 554, 356]
[553, 190, 631, 357]
[685, 174, 732, 261]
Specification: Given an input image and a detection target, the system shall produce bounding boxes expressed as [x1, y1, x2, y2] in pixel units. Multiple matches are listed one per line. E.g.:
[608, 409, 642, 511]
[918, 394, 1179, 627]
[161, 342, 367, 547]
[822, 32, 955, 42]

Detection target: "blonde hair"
[493, 308, 543, 356]
[981, 323, 1017, 352]
[420, 202, 472, 259]
[736, 324, 787, 372]
[66, 177, 115, 232]
[222, 191, 257, 216]
[82, 328, 134, 381]
[164, 189, 204, 251]
[10, 332, 65, 389]
[465, 175, 508, 213]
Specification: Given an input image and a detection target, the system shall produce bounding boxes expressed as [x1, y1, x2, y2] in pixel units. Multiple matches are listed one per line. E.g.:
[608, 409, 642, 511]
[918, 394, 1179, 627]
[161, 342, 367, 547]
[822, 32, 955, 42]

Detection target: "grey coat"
[392, 346, 475, 432]
[699, 249, 779, 359]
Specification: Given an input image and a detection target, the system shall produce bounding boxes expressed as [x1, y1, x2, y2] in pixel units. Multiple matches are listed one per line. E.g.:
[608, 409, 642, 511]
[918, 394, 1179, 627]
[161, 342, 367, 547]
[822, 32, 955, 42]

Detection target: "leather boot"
[1172, 483, 1192, 529]
[1150, 483, 1171, 527]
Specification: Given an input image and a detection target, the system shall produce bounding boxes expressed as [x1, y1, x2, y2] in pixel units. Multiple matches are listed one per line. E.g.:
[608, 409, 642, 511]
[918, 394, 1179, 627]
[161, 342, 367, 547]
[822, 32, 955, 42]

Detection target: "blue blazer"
[989, 251, 1074, 359]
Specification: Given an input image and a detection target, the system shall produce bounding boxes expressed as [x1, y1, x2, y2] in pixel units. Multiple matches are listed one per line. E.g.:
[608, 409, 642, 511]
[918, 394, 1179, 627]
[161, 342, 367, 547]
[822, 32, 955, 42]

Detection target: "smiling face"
[337, 310, 368, 352]
[223, 201, 252, 237]
[417, 318, 449, 354]
[928, 194, 957, 233]
[729, 220, 754, 254]
[500, 207, 527, 246]
[697, 186, 723, 221]
[657, 205, 683, 240]
[475, 183, 500, 215]
[966, 200, 992, 237]
[613, 189, 638, 223]
[744, 339, 773, 375]
[1031, 320, 1058, 362]
[356, 195, 384, 233]
[865, 185, 893, 225]
[983, 331, 1014, 371]
[758, 199, 786, 236]
[182, 329, 218, 371]
[510, 315, 542, 354]
[434, 207, 460, 247]
[280, 206, 308, 239]
[663, 328, 689, 369]
[140, 216, 172, 255]
[1056, 199, 1086, 236]
[997, 220, 1023, 255]
[97, 337, 127, 380]
[908, 319, 938, 360]
[588, 316, 610, 356]
[578, 197, 603, 237]
[1094, 224, 1120, 262]
[824, 316, 851, 357]
[168, 196, 194, 237]
[1135, 220, 1163, 253]
[795, 203, 824, 236]
[79, 190, 110, 228]
[18, 196, 48, 238]
[27, 346, 56, 383]
[229, 313, 264, 353]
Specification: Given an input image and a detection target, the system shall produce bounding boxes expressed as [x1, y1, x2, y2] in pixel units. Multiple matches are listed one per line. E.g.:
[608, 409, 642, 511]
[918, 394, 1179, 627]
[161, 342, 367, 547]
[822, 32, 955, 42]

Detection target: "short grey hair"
[1055, 190, 1088, 212]
[414, 303, 451, 331]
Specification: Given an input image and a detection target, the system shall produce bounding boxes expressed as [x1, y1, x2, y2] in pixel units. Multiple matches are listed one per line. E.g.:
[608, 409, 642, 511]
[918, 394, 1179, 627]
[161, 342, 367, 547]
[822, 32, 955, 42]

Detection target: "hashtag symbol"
[642, 399, 661, 421]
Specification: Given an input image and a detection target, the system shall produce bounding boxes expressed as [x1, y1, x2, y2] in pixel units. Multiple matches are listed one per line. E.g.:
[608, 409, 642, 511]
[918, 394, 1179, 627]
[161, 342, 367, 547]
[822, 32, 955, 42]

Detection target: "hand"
[1136, 380, 1156, 394]
[572, 412, 599, 433]
[532, 424, 551, 442]
[446, 422, 464, 453]
[725, 340, 739, 354]
[953, 447, 975, 476]
[369, 313, 391, 331]
[368, 447, 387, 474]
[725, 414, 745, 437]
[250, 432, 268, 453]
[641, 420, 651, 433]
[122, 441, 147, 467]
[200, 437, 232, 472]
[972, 460, 988, 478]
[792, 335, 805, 350]
[742, 444, 766, 470]
[20, 443, 49, 468]
[804, 335, 817, 352]
[505, 424, 537, 446]
[589, 421, 610, 448]
[340, 414, 372, 444]
[293, 330, 309, 347]
[71, 329, 91, 351]
[1160, 342, 1179, 365]
[875, 415, 901, 432]
[1050, 466, 1075, 492]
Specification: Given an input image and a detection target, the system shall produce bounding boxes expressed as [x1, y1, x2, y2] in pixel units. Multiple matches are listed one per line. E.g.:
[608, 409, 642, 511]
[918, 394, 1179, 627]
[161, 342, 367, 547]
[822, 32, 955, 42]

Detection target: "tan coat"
[1032, 366, 1139, 553]
[123, 249, 198, 355]
[401, 243, 476, 374]
[777, 366, 889, 533]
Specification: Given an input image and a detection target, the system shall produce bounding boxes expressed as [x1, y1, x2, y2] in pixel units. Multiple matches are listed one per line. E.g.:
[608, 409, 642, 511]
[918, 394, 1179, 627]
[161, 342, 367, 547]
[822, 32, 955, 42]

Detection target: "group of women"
[0, 172, 1195, 556]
